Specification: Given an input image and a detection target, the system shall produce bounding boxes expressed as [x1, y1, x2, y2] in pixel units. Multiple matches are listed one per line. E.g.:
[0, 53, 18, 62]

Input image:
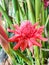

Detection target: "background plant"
[0, 0, 49, 65]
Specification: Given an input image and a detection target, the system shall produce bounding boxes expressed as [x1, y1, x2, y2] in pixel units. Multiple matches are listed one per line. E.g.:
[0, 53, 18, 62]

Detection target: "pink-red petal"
[13, 24, 19, 29]
[20, 40, 28, 51]
[7, 28, 15, 33]
[30, 38, 42, 47]
[37, 26, 44, 34]
[8, 34, 21, 42]
[36, 35, 48, 41]
[13, 40, 23, 50]
[27, 39, 33, 47]
[32, 22, 39, 28]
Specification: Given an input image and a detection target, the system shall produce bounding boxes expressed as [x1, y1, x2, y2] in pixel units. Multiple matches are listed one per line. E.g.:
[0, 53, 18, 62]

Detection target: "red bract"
[0, 12, 2, 17]
[8, 20, 48, 51]
[0, 25, 9, 51]
[0, 25, 8, 41]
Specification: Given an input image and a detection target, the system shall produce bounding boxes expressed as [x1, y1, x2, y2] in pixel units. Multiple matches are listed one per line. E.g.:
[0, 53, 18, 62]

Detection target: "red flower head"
[8, 20, 48, 51]
[44, 0, 49, 8]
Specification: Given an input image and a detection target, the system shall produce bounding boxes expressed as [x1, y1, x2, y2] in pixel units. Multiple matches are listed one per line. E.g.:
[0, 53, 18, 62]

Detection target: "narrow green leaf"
[26, 0, 35, 24]
[19, 5, 27, 21]
[34, 0, 41, 65]
[12, 0, 20, 25]
[12, 49, 32, 65]
[34, 46, 40, 65]
[35, 0, 41, 22]
[0, 5, 12, 27]
[41, 1, 45, 25]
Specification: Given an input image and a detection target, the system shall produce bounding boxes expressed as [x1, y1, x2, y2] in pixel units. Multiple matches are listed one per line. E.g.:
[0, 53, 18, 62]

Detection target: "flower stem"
[27, 49, 34, 65]
[8, 49, 18, 65]
[34, 0, 41, 65]
[11, 49, 32, 65]
[41, 1, 45, 25]
[34, 46, 40, 65]
[35, 0, 41, 22]
[41, 1, 48, 65]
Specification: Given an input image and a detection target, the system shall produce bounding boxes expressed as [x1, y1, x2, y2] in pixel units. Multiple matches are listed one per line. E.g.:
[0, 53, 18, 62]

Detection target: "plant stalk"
[12, 49, 32, 65]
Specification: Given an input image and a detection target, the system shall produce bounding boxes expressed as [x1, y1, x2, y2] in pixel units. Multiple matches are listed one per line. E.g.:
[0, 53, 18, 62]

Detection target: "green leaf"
[12, 0, 20, 25]
[26, 0, 35, 24]
[12, 49, 32, 65]
[0, 5, 12, 27]
[35, 0, 41, 22]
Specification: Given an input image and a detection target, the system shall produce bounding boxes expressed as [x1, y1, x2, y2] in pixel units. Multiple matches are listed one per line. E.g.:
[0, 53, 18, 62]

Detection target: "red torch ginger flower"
[44, 0, 49, 8]
[8, 20, 48, 51]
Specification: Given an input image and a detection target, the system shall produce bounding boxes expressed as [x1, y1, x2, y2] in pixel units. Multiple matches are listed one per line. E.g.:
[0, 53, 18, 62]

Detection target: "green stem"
[9, 54, 18, 65]
[45, 15, 49, 27]
[41, 1, 46, 65]
[34, 0, 41, 65]
[27, 49, 34, 65]
[45, 8, 48, 22]
[40, 48, 44, 65]
[35, 0, 41, 22]
[11, 49, 32, 65]
[7, 49, 18, 65]
[41, 1, 45, 25]
[34, 46, 40, 65]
